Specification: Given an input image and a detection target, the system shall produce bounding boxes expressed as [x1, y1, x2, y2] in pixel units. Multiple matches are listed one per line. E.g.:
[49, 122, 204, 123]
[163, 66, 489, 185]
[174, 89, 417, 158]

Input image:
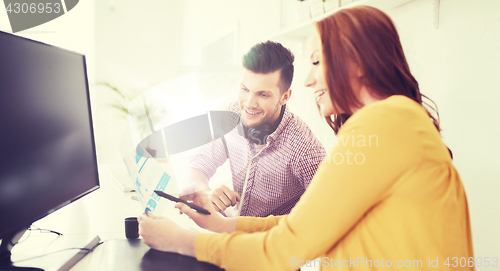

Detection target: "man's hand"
[138, 212, 197, 257]
[210, 185, 241, 212]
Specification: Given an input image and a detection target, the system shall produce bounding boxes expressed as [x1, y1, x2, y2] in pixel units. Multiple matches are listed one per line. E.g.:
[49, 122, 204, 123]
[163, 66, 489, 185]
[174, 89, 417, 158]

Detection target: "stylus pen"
[154, 190, 211, 215]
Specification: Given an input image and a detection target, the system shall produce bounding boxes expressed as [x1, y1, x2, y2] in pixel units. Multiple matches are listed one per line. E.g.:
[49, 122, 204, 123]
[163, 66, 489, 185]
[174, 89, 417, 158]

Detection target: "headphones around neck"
[237, 105, 286, 145]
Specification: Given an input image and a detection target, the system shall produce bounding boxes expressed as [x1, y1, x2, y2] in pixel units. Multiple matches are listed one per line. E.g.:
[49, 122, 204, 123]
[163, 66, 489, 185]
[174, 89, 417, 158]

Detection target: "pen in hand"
[154, 190, 211, 215]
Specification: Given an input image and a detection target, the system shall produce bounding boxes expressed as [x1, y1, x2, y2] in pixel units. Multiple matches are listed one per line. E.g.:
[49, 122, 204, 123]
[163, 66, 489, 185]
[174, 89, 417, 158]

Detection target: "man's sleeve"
[189, 137, 229, 180]
[189, 101, 239, 180]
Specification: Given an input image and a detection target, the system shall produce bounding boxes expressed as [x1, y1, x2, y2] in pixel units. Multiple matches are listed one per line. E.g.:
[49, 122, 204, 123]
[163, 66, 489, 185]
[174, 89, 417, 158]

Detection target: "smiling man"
[185, 41, 326, 217]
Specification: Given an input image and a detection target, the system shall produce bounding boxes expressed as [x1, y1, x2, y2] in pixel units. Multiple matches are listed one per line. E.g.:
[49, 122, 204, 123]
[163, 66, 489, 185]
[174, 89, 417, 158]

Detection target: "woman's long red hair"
[316, 6, 440, 134]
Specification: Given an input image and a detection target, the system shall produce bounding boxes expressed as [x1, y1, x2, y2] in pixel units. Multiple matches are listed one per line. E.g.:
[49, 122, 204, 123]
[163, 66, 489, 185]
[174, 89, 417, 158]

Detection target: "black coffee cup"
[125, 217, 139, 239]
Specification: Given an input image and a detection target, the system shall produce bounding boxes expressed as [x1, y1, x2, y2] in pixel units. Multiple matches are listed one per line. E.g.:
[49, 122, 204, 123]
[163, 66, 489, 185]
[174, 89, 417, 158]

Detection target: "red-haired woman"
[138, 6, 474, 270]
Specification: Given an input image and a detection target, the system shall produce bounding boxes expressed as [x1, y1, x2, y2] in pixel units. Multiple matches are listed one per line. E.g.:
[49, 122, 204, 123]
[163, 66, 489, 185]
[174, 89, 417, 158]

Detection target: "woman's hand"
[178, 185, 237, 233]
[138, 212, 197, 257]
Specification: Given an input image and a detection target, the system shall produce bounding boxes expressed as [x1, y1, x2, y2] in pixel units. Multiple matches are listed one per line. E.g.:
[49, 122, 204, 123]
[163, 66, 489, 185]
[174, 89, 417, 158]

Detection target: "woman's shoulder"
[362, 95, 425, 117]
[340, 95, 450, 163]
[346, 95, 430, 131]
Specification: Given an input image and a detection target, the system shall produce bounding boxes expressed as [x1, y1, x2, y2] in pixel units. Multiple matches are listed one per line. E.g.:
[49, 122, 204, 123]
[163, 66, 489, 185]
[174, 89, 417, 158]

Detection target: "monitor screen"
[0, 31, 99, 239]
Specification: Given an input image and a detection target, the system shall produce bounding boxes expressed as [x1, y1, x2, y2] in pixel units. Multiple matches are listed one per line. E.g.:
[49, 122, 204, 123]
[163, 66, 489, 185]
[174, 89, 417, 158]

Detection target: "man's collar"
[266, 104, 291, 144]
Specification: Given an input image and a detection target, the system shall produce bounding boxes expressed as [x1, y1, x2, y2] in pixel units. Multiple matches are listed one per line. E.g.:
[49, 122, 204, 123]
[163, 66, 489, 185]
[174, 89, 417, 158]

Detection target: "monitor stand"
[0, 229, 43, 271]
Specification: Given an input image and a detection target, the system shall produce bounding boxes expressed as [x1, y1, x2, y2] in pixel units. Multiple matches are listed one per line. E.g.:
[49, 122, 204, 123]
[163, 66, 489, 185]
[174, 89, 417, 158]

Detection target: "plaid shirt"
[189, 102, 326, 217]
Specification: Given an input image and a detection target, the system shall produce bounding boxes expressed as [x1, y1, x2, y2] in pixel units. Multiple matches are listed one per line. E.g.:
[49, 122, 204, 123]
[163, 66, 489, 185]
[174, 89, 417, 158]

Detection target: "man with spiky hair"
[185, 41, 326, 217]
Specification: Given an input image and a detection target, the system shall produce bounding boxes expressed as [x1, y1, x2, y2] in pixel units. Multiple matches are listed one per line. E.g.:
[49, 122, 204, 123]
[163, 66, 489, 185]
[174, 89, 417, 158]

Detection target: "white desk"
[10, 163, 222, 271]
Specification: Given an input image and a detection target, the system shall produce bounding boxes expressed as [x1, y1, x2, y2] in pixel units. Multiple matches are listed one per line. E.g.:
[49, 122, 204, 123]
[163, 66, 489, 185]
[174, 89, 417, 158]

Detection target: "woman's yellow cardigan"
[195, 95, 474, 271]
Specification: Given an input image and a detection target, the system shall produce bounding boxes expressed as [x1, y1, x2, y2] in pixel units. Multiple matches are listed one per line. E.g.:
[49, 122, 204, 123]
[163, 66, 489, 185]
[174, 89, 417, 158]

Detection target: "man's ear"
[280, 88, 292, 105]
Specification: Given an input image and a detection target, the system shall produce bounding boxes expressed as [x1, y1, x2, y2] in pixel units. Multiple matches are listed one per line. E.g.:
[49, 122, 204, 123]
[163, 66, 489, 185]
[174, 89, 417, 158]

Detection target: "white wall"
[94, 0, 183, 163]
[179, 0, 239, 67]
[387, 0, 500, 264]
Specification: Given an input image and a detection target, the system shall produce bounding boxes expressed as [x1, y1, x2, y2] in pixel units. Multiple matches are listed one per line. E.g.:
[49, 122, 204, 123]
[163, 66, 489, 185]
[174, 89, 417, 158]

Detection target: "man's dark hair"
[242, 41, 294, 94]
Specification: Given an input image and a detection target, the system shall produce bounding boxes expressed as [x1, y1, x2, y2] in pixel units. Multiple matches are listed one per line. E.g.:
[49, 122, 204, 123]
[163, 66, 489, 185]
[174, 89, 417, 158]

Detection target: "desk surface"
[10, 163, 223, 271]
[73, 239, 222, 271]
